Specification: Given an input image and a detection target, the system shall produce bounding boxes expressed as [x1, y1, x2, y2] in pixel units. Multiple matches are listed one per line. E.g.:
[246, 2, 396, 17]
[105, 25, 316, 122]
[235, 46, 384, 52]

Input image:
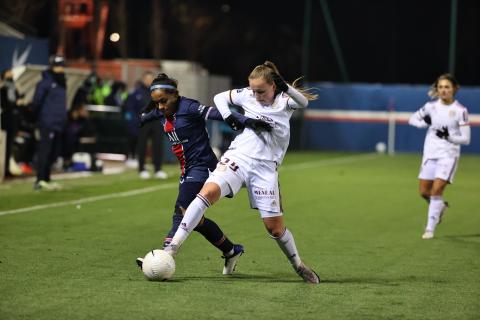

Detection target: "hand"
[436, 126, 449, 139]
[142, 100, 157, 114]
[245, 118, 272, 132]
[225, 115, 245, 131]
[139, 113, 147, 128]
[423, 115, 431, 125]
[272, 72, 288, 92]
[139, 108, 162, 128]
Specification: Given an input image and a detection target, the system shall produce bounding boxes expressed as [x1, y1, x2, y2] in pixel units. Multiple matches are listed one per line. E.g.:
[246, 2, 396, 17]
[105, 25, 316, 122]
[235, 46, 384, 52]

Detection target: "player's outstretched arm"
[206, 107, 270, 132]
[202, 105, 244, 131]
[139, 108, 162, 127]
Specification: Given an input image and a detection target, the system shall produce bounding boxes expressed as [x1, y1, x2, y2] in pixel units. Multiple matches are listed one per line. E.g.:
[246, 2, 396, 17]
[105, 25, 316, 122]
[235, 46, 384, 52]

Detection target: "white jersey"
[415, 99, 469, 160]
[227, 87, 303, 164]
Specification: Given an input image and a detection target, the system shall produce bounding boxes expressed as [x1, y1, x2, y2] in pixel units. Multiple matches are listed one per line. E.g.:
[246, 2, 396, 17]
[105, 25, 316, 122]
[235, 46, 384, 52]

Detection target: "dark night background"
[1, 0, 479, 86]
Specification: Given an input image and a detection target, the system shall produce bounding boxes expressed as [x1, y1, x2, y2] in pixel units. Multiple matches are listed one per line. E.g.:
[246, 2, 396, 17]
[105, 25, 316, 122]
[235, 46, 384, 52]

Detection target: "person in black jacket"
[1, 68, 23, 177]
[31, 55, 68, 190]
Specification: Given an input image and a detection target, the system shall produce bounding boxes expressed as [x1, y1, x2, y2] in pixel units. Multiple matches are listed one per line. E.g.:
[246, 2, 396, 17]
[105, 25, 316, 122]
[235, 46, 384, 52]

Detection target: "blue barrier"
[304, 82, 480, 153]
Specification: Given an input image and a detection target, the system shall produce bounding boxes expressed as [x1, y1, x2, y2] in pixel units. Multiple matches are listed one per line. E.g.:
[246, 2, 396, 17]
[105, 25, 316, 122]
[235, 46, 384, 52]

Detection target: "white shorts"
[206, 151, 283, 218]
[418, 157, 459, 183]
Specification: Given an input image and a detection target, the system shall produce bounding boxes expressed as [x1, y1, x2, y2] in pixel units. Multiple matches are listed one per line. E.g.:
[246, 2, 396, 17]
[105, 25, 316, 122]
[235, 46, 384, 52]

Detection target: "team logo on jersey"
[236, 89, 244, 93]
[259, 115, 276, 128]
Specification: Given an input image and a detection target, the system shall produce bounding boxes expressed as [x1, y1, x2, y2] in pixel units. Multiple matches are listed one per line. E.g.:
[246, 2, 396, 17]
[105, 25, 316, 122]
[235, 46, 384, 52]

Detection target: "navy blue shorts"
[175, 166, 211, 209]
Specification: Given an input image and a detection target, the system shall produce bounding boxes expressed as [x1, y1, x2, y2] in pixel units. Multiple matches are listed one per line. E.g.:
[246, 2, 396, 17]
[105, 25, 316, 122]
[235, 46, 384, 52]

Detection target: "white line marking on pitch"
[0, 153, 379, 216]
[0, 183, 178, 217]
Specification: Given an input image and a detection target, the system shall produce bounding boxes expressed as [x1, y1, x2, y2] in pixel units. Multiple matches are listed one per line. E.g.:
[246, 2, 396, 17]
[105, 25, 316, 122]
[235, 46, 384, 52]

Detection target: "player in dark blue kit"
[137, 73, 271, 274]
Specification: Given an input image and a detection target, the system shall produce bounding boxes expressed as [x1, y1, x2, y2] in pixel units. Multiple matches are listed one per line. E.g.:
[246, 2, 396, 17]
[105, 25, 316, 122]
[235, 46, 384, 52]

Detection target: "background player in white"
[166, 61, 320, 283]
[408, 74, 471, 240]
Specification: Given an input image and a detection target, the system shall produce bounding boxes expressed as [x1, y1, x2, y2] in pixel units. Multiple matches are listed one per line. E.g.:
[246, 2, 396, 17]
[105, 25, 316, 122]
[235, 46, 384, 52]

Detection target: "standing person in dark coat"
[124, 71, 167, 179]
[31, 55, 68, 190]
[1, 68, 24, 177]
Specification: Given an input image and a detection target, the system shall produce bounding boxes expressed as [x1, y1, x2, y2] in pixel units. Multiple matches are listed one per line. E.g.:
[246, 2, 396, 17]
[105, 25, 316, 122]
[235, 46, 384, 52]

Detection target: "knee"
[263, 216, 285, 238]
[265, 223, 285, 238]
[199, 183, 221, 204]
[267, 227, 285, 238]
[419, 190, 430, 201]
[418, 186, 430, 200]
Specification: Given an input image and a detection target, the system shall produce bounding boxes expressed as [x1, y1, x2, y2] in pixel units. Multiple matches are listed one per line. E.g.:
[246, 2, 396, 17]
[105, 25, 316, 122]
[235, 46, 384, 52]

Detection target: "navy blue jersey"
[161, 97, 218, 175]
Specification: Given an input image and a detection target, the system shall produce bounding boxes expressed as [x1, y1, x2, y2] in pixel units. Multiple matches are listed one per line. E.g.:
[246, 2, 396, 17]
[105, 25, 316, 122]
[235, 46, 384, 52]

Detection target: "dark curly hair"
[150, 73, 178, 93]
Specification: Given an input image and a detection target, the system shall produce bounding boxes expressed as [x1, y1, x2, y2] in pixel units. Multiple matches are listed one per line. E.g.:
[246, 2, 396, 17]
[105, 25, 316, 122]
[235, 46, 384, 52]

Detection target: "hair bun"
[155, 73, 169, 79]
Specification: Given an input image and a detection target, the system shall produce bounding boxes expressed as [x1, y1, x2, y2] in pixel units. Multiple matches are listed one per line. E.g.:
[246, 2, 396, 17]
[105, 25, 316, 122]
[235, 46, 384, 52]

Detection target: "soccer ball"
[375, 141, 387, 154]
[141, 249, 176, 281]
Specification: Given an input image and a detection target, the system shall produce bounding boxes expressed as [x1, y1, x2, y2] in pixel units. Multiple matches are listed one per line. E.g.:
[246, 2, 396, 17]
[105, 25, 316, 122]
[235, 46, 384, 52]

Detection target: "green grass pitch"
[1, 152, 479, 320]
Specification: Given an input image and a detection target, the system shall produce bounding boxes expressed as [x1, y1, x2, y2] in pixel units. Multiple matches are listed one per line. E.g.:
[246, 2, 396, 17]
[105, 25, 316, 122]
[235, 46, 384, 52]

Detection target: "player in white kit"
[165, 61, 320, 283]
[408, 74, 471, 240]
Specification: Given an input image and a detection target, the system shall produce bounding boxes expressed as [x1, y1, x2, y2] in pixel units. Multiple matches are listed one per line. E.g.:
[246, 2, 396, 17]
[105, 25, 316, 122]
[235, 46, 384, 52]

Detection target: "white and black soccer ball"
[142, 249, 176, 281]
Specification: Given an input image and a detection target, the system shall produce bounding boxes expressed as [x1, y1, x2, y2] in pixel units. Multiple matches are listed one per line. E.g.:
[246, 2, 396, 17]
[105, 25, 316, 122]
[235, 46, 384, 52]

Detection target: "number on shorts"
[221, 158, 239, 172]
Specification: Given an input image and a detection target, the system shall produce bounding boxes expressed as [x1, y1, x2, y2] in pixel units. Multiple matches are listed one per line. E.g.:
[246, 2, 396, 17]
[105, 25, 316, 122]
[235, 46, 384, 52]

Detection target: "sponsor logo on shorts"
[253, 188, 276, 200]
[254, 189, 276, 196]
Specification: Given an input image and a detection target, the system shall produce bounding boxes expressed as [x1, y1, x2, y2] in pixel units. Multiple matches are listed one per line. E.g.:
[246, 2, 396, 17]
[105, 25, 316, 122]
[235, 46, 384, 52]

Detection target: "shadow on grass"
[170, 273, 304, 283]
[439, 234, 480, 245]
[161, 274, 448, 286]
[317, 275, 450, 286]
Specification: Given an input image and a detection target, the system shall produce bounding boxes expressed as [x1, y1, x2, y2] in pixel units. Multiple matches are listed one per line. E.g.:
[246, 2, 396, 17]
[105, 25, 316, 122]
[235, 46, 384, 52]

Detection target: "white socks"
[273, 228, 302, 269]
[170, 194, 210, 250]
[426, 196, 445, 232]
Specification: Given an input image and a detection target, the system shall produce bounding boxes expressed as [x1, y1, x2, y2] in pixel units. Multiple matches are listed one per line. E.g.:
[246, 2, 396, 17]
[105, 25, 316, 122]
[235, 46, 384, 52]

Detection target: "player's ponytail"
[249, 61, 318, 101]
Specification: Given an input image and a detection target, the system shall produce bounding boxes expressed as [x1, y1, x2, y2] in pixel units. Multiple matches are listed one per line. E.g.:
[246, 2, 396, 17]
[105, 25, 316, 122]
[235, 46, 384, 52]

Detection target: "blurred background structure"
[0, 0, 479, 182]
[1, 0, 479, 84]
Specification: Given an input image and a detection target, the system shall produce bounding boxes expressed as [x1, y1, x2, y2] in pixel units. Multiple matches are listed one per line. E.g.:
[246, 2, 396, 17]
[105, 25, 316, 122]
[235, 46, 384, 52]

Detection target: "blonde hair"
[248, 60, 318, 101]
[428, 73, 459, 98]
